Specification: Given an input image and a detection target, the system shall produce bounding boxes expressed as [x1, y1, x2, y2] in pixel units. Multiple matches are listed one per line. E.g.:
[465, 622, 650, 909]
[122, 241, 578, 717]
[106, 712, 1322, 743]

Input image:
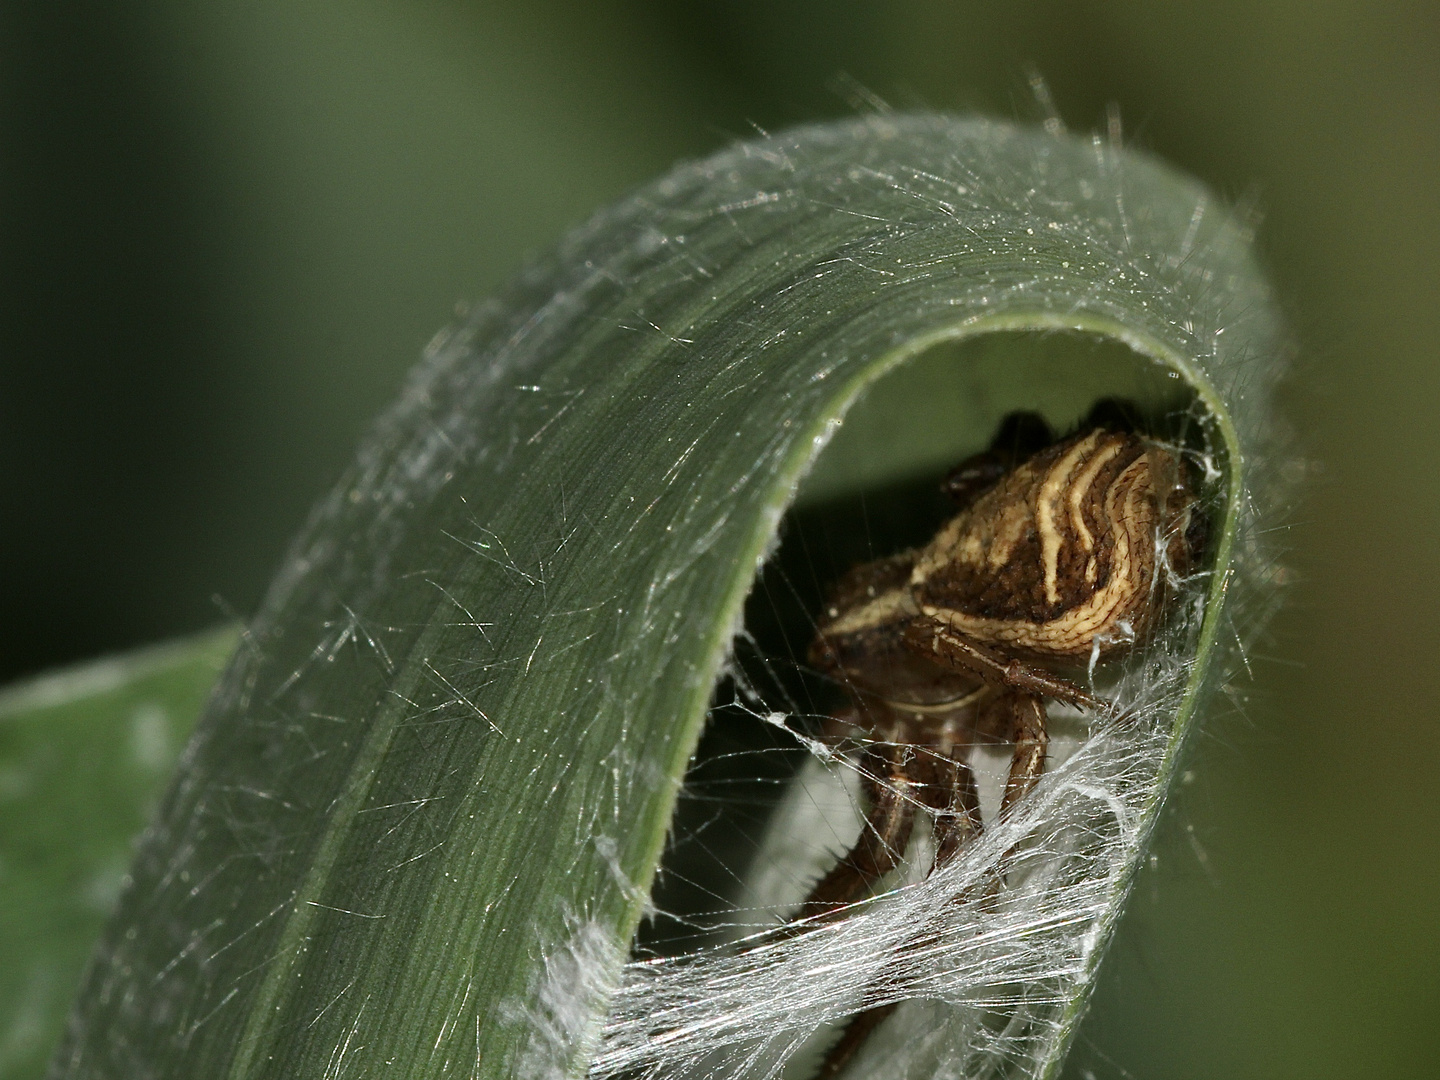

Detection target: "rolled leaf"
[50, 115, 1285, 1080]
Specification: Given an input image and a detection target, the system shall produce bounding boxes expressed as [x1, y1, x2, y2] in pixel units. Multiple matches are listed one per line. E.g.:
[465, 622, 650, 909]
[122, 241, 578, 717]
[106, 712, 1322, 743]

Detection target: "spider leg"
[807, 696, 1051, 1080]
[909, 715, 983, 871]
[796, 709, 920, 920]
[902, 619, 1106, 712]
[811, 717, 984, 1080]
[998, 691, 1049, 819]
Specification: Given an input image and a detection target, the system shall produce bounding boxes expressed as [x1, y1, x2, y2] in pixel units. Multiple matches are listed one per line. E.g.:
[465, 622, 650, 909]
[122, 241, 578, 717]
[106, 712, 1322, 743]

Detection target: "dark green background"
[2, 1, 1435, 1076]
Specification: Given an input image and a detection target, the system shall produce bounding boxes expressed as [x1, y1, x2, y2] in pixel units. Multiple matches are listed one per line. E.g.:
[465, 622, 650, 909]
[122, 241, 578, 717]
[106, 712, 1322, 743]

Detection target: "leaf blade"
[51, 116, 1284, 1080]
[0, 626, 237, 1080]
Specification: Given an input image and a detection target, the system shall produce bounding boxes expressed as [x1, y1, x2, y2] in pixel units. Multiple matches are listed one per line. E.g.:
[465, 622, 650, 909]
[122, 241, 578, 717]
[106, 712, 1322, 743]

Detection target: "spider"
[796, 405, 1203, 1077]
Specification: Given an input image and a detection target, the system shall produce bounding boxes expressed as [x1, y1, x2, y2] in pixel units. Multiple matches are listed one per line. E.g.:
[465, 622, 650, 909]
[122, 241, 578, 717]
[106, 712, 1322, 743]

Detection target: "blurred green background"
[1, 0, 1435, 1076]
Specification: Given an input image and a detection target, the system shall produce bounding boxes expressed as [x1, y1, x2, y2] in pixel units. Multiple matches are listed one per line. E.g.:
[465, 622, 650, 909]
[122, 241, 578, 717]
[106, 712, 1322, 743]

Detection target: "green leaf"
[51, 115, 1284, 1080]
[0, 625, 238, 1080]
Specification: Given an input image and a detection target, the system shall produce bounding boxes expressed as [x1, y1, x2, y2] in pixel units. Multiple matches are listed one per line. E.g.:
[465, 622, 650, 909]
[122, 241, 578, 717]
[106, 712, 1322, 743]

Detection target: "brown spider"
[797, 407, 1203, 1077]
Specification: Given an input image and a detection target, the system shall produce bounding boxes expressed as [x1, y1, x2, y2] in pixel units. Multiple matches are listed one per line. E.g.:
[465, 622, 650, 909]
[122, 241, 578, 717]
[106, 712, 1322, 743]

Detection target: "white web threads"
[579, 387, 1225, 1080]
[591, 634, 1191, 1080]
[507, 917, 626, 1080]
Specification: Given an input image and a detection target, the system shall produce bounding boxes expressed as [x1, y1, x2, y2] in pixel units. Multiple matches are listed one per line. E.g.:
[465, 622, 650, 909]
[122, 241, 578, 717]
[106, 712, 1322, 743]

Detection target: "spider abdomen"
[911, 429, 1195, 660]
